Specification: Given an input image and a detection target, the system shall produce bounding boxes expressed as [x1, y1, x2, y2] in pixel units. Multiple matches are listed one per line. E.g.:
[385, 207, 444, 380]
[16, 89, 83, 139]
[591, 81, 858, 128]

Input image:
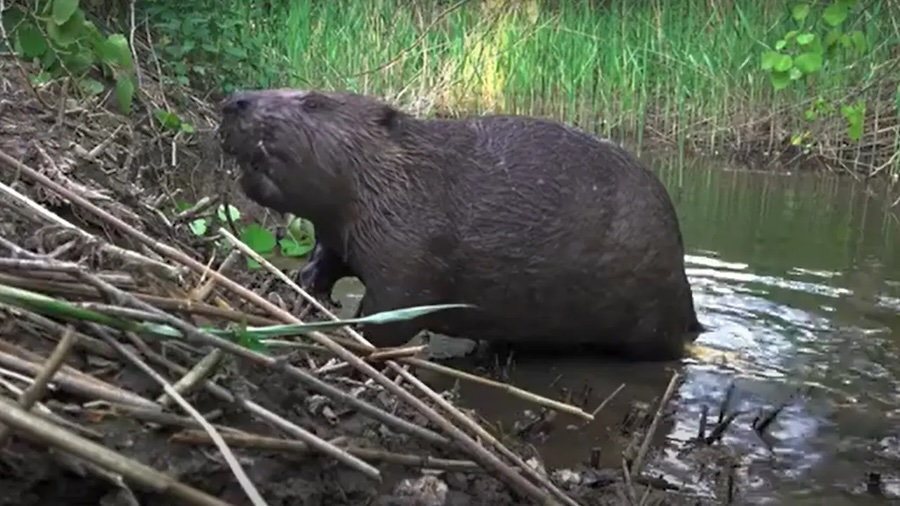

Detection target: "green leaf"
[760, 50, 781, 70]
[774, 54, 793, 72]
[796, 33, 815, 45]
[46, 8, 86, 47]
[155, 109, 181, 130]
[114, 74, 135, 115]
[223, 303, 479, 340]
[103, 33, 134, 70]
[0, 282, 476, 349]
[849, 30, 867, 53]
[775, 39, 787, 51]
[0, 283, 144, 332]
[217, 204, 241, 222]
[784, 30, 799, 41]
[17, 23, 48, 59]
[180, 123, 195, 134]
[241, 223, 277, 253]
[79, 78, 105, 96]
[280, 238, 314, 257]
[771, 70, 791, 90]
[189, 218, 208, 236]
[822, 3, 849, 27]
[224, 46, 247, 58]
[789, 67, 804, 80]
[51, 0, 79, 25]
[794, 52, 823, 74]
[2, 6, 25, 35]
[62, 51, 94, 75]
[846, 120, 863, 141]
[791, 3, 810, 22]
[825, 28, 843, 48]
[235, 328, 267, 352]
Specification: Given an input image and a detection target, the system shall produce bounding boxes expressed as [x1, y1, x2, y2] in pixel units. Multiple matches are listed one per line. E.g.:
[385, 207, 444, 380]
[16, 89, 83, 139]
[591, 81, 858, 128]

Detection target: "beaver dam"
[1, 49, 899, 506]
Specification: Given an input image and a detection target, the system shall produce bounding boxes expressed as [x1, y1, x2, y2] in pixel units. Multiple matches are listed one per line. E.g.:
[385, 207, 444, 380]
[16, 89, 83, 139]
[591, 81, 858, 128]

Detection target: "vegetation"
[4, 1, 898, 166]
[128, 0, 898, 177]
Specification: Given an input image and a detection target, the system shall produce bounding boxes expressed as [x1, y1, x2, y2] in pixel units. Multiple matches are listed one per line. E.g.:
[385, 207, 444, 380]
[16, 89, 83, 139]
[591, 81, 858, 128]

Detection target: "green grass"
[141, 0, 899, 166]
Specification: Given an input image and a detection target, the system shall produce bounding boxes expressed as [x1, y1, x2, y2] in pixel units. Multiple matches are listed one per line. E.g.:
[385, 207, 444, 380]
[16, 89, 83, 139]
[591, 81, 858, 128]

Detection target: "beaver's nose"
[222, 92, 254, 116]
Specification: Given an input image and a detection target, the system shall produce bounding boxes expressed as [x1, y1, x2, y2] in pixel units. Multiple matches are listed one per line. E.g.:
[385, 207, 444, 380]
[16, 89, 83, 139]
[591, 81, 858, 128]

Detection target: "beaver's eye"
[302, 97, 321, 112]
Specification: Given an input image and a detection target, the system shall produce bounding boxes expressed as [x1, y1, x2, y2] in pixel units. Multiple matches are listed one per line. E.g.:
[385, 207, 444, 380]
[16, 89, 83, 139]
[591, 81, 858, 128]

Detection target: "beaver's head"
[218, 89, 405, 220]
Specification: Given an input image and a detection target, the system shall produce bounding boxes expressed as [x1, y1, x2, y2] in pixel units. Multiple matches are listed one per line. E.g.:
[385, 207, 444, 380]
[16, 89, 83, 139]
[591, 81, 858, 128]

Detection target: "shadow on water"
[328, 155, 900, 504]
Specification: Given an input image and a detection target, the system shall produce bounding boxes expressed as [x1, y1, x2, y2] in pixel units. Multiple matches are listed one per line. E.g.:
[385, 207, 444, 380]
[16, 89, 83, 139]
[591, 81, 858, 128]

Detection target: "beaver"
[218, 89, 703, 360]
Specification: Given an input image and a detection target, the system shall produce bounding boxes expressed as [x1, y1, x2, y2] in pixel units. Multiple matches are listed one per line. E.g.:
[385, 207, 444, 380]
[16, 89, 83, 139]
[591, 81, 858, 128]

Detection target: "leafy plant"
[137, 0, 285, 94]
[759, 0, 870, 143]
[2, 0, 138, 114]
[175, 201, 315, 270]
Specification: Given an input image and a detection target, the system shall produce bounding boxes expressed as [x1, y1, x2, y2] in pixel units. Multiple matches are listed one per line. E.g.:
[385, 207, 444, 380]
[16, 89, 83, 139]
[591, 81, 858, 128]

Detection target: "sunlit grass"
[215, 0, 897, 159]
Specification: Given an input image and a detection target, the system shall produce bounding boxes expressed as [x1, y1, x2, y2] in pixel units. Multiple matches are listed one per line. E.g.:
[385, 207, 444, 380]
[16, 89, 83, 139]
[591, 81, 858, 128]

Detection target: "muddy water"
[326, 156, 900, 504]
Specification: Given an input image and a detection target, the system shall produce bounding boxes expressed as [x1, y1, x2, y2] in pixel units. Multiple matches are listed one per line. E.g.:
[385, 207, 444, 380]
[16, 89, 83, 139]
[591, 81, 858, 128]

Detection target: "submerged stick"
[630, 371, 680, 478]
[0, 396, 232, 506]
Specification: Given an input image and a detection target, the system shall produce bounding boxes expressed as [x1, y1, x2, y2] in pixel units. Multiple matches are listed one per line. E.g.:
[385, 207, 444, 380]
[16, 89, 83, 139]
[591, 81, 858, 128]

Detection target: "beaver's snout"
[218, 92, 260, 156]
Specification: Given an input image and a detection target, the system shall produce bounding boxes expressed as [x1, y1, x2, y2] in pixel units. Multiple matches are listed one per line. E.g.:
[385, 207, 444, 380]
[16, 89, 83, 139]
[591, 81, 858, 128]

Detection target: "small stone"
[394, 475, 449, 506]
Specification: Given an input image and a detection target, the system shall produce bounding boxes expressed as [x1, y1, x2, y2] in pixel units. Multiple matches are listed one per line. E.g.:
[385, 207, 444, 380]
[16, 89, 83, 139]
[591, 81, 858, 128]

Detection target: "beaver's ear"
[376, 105, 400, 130]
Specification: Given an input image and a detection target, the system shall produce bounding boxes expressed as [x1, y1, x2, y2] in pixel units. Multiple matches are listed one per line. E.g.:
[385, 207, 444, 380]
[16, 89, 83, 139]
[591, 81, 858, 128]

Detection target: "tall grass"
[175, 0, 899, 162]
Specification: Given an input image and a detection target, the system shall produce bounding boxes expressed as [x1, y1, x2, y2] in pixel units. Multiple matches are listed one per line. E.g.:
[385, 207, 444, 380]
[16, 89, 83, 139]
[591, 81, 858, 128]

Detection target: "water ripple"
[651, 251, 900, 503]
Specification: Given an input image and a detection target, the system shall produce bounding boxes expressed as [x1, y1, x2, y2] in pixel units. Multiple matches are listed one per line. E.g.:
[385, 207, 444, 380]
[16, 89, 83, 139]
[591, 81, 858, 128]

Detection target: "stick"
[0, 325, 78, 444]
[0, 396, 233, 506]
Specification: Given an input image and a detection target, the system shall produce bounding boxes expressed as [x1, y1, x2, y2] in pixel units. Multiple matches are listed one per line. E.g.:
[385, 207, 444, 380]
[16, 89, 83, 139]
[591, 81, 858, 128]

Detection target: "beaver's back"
[405, 115, 698, 357]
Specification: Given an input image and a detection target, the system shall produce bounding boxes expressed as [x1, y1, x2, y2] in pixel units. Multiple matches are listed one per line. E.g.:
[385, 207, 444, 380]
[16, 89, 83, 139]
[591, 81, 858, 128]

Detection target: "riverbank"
[0, 52, 737, 505]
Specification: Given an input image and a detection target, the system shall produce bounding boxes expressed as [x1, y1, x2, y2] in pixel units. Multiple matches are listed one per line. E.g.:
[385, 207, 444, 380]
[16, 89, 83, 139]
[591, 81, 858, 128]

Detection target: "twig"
[391, 366, 578, 506]
[0, 377, 103, 439]
[391, 357, 594, 421]
[172, 429, 483, 473]
[589, 383, 626, 419]
[155, 348, 224, 407]
[630, 371, 680, 479]
[0, 396, 232, 506]
[0, 325, 77, 444]
[89, 324, 271, 505]
[0, 176, 180, 279]
[0, 348, 159, 410]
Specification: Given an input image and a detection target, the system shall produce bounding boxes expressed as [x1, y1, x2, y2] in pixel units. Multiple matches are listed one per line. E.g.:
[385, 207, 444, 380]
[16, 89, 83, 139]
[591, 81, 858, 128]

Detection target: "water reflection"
[330, 157, 900, 503]
[644, 160, 900, 503]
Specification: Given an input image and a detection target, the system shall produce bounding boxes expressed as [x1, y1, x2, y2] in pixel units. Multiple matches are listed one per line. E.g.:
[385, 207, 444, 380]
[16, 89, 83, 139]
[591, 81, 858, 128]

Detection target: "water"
[328, 156, 900, 504]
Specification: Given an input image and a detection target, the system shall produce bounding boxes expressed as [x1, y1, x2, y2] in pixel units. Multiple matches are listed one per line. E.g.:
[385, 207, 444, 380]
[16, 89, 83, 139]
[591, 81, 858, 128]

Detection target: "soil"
[0, 54, 733, 506]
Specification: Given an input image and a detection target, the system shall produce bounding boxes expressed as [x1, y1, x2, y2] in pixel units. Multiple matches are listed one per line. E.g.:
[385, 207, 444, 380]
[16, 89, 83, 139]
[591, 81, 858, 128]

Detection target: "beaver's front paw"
[296, 260, 343, 309]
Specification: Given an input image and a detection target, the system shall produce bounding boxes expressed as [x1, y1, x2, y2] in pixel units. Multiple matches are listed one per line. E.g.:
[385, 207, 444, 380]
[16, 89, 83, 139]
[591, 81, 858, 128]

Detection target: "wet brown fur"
[218, 89, 703, 360]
